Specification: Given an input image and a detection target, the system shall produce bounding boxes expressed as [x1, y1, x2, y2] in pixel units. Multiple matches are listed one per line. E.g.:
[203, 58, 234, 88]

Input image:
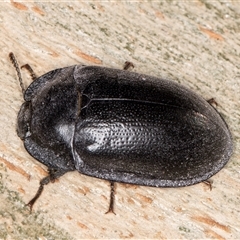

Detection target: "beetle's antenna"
[9, 52, 25, 95]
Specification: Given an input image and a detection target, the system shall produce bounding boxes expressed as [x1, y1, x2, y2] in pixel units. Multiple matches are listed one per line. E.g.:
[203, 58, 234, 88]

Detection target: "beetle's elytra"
[9, 53, 233, 213]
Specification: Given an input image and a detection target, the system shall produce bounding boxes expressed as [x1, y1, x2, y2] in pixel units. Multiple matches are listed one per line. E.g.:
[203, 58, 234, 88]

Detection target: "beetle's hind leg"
[202, 180, 213, 191]
[21, 64, 37, 81]
[105, 181, 116, 214]
[27, 168, 67, 211]
[123, 61, 134, 71]
[207, 98, 218, 107]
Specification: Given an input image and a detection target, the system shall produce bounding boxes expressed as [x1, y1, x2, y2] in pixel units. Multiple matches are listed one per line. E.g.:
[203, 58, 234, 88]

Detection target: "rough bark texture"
[0, 1, 239, 239]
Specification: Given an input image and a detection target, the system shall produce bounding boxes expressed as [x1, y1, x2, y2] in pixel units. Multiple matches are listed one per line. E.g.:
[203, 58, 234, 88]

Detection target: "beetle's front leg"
[27, 168, 67, 211]
[21, 64, 37, 81]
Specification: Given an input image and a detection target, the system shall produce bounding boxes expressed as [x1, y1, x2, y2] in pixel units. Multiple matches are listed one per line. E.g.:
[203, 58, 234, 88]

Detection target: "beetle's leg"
[207, 98, 218, 107]
[105, 181, 116, 214]
[21, 64, 37, 81]
[123, 61, 134, 71]
[27, 168, 66, 211]
[202, 180, 212, 191]
[26, 175, 51, 211]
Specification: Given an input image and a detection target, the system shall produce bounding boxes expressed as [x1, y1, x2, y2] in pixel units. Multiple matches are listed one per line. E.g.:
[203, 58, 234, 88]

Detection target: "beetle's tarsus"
[105, 181, 116, 215]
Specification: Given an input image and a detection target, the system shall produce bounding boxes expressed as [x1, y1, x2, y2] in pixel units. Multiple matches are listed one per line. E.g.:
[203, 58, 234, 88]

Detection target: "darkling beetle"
[9, 53, 233, 213]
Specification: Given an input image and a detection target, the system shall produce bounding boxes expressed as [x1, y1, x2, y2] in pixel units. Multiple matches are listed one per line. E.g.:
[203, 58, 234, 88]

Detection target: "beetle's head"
[17, 101, 32, 140]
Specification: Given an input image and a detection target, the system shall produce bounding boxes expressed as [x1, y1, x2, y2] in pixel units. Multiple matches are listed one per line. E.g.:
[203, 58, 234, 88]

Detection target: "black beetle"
[9, 53, 233, 213]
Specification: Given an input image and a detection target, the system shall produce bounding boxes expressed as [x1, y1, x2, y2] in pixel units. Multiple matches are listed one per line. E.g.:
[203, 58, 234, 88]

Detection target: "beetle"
[9, 53, 233, 213]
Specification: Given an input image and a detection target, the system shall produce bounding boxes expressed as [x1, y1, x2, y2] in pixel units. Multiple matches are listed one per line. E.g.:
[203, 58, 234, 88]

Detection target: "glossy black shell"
[18, 65, 233, 187]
